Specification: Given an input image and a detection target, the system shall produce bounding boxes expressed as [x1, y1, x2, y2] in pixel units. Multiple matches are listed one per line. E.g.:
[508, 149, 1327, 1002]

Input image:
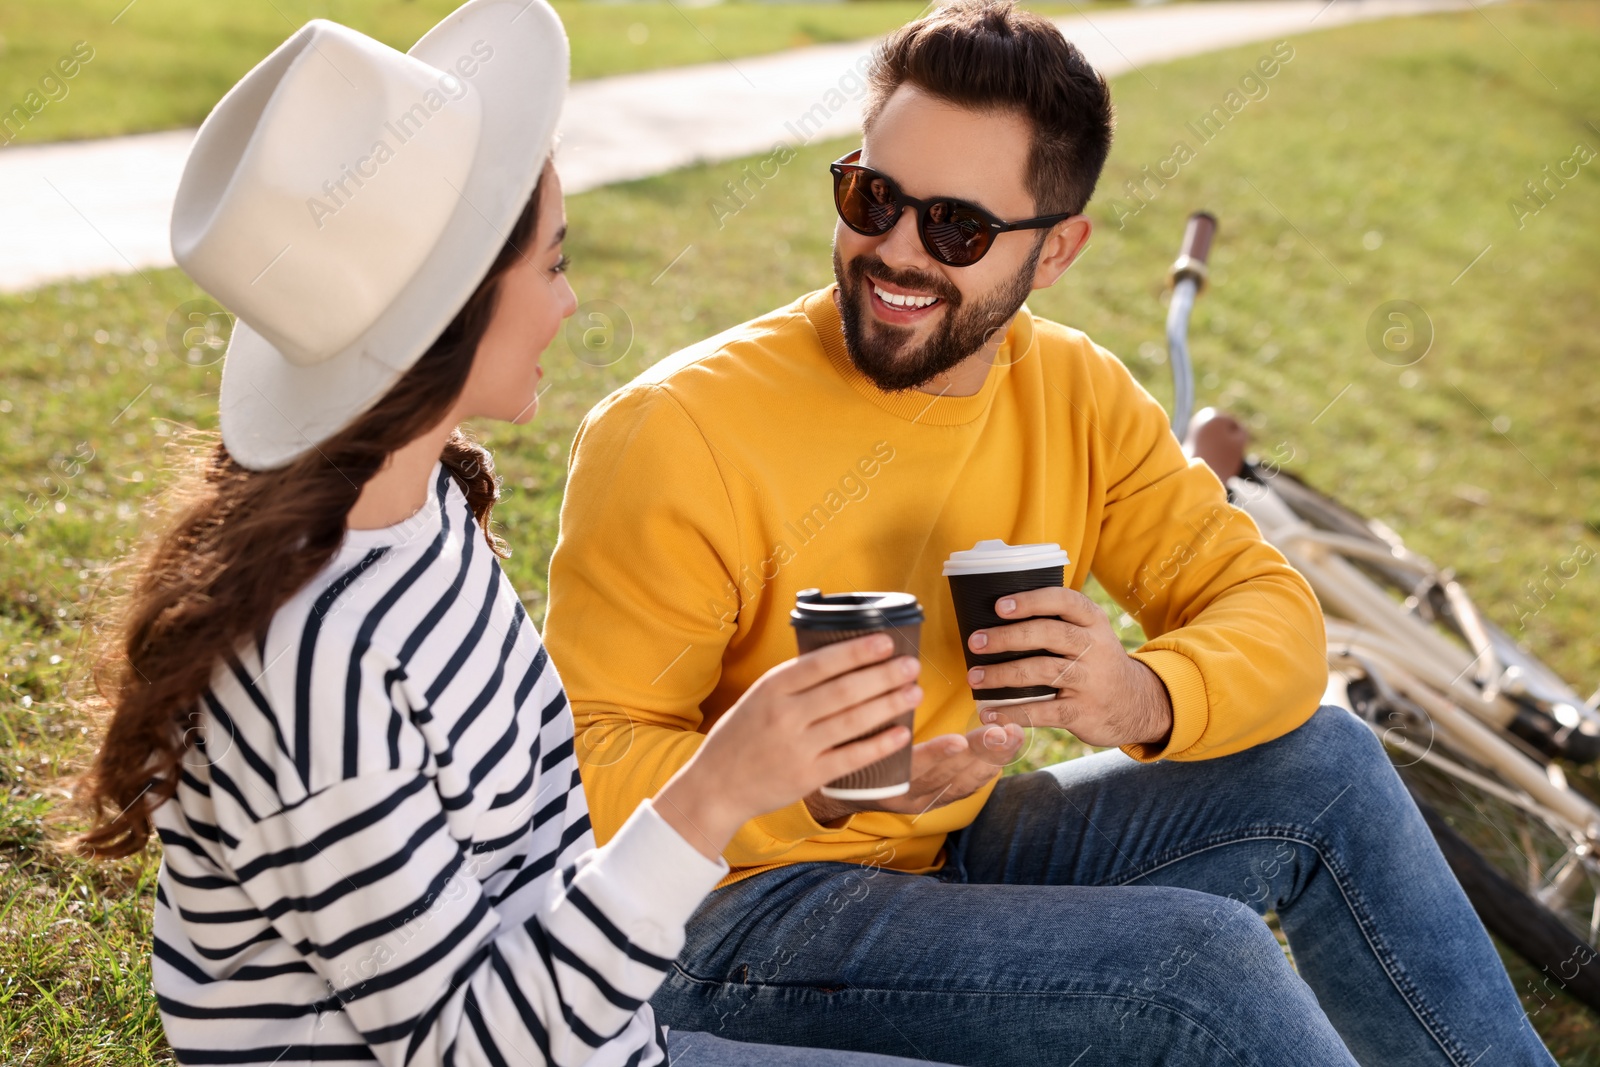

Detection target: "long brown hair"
[73, 177, 545, 859]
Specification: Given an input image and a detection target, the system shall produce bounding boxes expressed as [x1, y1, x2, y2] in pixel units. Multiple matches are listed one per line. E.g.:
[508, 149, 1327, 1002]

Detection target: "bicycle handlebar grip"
[1180, 211, 1217, 266]
[1170, 211, 1218, 292]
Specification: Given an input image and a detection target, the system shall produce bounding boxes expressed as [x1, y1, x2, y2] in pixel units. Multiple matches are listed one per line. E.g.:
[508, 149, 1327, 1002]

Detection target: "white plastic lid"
[942, 539, 1070, 576]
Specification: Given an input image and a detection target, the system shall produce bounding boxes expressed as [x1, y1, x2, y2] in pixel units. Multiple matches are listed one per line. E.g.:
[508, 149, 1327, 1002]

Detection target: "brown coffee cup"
[943, 539, 1070, 711]
[790, 589, 922, 800]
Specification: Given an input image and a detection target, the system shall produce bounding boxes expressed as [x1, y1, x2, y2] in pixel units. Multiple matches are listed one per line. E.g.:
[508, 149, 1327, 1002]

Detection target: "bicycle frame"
[1238, 477, 1600, 837]
[1160, 212, 1600, 936]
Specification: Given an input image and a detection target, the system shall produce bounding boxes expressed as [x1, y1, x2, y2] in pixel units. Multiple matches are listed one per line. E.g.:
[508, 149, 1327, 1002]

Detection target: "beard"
[832, 240, 1043, 392]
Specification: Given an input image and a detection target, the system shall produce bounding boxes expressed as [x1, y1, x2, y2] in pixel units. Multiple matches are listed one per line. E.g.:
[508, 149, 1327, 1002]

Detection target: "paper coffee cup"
[790, 589, 922, 800]
[943, 540, 1070, 710]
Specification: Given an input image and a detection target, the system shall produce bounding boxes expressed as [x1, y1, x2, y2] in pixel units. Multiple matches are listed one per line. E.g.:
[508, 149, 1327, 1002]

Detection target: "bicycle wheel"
[1243, 463, 1600, 1013]
[1412, 783, 1600, 1008]
[1345, 672, 1600, 1012]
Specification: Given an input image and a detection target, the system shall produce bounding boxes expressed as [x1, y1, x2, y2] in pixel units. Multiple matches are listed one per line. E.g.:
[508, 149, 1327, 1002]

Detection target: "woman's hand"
[655, 633, 922, 861]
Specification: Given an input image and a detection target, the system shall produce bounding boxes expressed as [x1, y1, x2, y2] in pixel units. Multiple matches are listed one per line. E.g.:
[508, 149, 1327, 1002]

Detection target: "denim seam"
[1105, 825, 1475, 1067]
[663, 972, 1253, 1067]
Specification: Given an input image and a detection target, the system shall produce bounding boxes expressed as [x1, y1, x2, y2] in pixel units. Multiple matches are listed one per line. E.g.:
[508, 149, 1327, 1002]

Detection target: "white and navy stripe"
[152, 463, 728, 1066]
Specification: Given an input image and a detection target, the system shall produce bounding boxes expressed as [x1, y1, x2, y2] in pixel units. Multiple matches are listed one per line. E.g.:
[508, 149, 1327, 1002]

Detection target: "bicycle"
[1159, 211, 1600, 1013]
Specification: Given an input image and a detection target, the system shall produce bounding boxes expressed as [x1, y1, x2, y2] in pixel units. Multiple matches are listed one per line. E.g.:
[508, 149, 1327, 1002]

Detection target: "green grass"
[5, 0, 1600, 1060]
[0, 0, 1107, 145]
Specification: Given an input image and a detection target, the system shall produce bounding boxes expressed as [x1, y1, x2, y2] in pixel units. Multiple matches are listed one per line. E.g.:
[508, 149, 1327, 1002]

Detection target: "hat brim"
[217, 0, 568, 471]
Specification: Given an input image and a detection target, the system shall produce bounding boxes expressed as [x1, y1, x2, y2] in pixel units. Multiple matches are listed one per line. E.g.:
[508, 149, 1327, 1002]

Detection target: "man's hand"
[966, 587, 1175, 750]
[803, 721, 1025, 824]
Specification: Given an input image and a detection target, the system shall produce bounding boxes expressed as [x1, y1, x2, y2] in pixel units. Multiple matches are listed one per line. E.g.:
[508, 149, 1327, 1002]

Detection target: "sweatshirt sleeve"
[1082, 344, 1328, 762]
[221, 772, 727, 1067]
[544, 385, 854, 866]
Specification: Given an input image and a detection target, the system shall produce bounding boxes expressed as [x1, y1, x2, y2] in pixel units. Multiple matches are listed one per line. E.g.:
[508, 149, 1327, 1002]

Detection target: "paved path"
[0, 0, 1475, 292]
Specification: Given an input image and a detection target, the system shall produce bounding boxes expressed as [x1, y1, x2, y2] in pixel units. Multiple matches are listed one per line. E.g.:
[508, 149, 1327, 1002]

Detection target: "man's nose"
[875, 204, 934, 273]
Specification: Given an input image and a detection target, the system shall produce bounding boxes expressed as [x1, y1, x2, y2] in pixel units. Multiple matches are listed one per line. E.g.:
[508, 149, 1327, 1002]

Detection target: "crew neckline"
[339, 461, 448, 555]
[802, 285, 1035, 426]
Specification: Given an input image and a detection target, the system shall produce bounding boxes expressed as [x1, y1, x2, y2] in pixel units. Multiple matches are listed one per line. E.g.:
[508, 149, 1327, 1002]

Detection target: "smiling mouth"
[872, 282, 940, 309]
[868, 278, 945, 322]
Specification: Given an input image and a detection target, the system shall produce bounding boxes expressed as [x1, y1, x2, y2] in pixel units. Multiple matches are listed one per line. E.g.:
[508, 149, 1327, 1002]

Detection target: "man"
[545, 3, 1556, 1064]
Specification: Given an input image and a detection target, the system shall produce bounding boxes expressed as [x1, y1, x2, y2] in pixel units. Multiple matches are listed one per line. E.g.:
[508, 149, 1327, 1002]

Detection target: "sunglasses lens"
[922, 201, 992, 266]
[836, 169, 900, 235]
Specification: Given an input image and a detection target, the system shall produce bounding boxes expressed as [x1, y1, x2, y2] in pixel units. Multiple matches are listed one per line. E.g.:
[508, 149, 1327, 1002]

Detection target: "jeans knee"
[1127, 893, 1297, 1009]
[1202, 894, 1282, 953]
[1204, 911, 1307, 1019]
[1168, 893, 1285, 969]
[1291, 704, 1393, 777]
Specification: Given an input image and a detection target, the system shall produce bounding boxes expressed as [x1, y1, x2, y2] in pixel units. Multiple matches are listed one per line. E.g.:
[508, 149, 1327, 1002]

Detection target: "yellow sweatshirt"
[544, 286, 1327, 890]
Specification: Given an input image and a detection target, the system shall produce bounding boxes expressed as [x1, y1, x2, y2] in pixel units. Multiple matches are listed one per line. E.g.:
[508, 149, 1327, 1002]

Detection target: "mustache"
[847, 254, 962, 308]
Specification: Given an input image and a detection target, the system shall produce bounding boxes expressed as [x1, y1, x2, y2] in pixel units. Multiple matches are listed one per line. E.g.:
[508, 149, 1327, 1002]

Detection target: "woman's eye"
[552, 254, 572, 274]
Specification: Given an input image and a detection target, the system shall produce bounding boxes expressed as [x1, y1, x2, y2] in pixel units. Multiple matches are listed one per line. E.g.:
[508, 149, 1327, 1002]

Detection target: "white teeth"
[873, 283, 939, 309]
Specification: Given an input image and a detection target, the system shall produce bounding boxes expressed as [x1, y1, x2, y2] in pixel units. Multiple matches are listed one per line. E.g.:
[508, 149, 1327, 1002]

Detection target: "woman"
[75, 3, 946, 1065]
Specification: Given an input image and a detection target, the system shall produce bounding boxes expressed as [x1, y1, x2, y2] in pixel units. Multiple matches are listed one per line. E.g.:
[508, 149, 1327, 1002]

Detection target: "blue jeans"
[666, 1029, 955, 1065]
[651, 706, 1556, 1066]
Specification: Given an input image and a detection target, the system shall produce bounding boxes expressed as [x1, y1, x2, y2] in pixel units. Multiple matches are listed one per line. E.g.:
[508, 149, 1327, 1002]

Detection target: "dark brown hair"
[864, 0, 1115, 216]
[72, 177, 546, 859]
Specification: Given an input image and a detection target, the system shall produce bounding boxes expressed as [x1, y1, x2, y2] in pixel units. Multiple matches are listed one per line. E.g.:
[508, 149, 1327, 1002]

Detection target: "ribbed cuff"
[1122, 647, 1208, 762]
[579, 799, 730, 951]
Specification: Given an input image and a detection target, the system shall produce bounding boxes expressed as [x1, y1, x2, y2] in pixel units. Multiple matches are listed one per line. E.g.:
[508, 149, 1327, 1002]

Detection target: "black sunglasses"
[829, 149, 1074, 267]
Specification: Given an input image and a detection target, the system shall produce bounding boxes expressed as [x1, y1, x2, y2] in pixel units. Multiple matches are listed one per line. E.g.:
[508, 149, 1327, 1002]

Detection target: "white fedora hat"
[171, 0, 569, 470]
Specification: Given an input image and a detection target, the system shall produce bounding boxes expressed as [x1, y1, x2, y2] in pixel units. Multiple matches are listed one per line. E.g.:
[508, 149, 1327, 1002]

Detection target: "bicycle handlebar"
[1169, 210, 1218, 291]
[1166, 211, 1217, 442]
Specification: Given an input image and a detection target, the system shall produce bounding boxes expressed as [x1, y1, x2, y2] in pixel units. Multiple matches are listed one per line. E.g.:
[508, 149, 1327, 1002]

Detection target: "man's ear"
[1031, 215, 1093, 289]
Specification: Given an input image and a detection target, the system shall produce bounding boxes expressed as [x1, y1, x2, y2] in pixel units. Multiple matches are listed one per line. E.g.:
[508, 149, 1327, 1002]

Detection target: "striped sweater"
[151, 463, 728, 1066]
